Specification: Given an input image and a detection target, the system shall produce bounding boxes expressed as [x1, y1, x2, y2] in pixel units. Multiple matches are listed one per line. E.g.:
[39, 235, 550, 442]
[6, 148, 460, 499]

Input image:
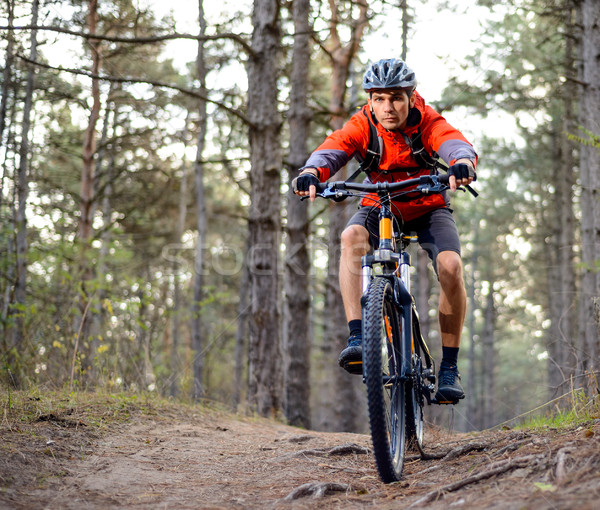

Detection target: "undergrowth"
[0, 387, 203, 431]
[518, 388, 600, 431]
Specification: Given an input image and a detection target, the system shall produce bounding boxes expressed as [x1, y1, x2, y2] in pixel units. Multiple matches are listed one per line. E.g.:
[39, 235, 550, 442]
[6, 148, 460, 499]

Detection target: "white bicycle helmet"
[362, 58, 417, 93]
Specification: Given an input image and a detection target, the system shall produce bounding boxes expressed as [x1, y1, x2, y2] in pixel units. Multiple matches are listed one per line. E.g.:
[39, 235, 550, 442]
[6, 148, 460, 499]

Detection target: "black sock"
[348, 319, 362, 338]
[440, 346, 459, 370]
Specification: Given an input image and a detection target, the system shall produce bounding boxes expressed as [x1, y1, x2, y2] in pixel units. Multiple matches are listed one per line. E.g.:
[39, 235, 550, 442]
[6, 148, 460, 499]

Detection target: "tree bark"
[0, 0, 15, 162]
[400, 0, 409, 61]
[246, 0, 283, 417]
[75, 0, 102, 377]
[233, 243, 250, 410]
[283, 0, 312, 429]
[170, 118, 190, 398]
[578, 0, 600, 386]
[466, 217, 479, 430]
[322, 0, 369, 432]
[191, 0, 208, 401]
[9, 0, 40, 382]
[551, 1, 578, 398]
[481, 286, 496, 429]
[80, 0, 101, 247]
[90, 85, 115, 381]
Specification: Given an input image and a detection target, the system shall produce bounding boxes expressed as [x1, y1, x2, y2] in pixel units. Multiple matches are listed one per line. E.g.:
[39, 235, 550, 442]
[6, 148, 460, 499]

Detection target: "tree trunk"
[9, 0, 40, 382]
[400, 0, 409, 61]
[191, 0, 208, 401]
[318, 0, 369, 433]
[545, 2, 578, 400]
[1, 85, 19, 350]
[466, 217, 479, 431]
[578, 0, 600, 387]
[283, 0, 312, 429]
[246, 0, 283, 417]
[75, 0, 102, 378]
[141, 266, 157, 391]
[233, 243, 250, 410]
[169, 118, 190, 398]
[0, 0, 15, 162]
[481, 286, 496, 429]
[89, 84, 116, 381]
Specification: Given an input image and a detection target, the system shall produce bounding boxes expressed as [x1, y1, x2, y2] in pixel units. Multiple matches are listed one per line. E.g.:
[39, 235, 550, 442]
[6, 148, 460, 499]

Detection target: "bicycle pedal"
[432, 398, 459, 406]
[343, 360, 363, 375]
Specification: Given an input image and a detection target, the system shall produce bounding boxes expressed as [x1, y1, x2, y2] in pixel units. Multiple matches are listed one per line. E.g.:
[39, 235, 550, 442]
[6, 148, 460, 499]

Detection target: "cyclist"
[292, 58, 476, 403]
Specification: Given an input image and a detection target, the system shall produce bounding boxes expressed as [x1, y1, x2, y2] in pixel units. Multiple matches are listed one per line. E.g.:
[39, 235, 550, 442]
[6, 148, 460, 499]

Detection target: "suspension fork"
[362, 199, 397, 296]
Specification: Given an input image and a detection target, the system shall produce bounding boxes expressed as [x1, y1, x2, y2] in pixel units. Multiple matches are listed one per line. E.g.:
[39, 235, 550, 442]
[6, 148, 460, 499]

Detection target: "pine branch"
[0, 25, 254, 56]
[15, 54, 252, 126]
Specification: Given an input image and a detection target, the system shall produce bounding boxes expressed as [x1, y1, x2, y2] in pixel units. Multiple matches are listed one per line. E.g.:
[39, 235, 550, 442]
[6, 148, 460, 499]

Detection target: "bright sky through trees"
[146, 0, 518, 145]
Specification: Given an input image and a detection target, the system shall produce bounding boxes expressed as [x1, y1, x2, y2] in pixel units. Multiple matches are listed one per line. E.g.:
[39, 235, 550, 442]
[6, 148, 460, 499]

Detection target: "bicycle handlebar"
[312, 174, 451, 199]
[308, 174, 479, 201]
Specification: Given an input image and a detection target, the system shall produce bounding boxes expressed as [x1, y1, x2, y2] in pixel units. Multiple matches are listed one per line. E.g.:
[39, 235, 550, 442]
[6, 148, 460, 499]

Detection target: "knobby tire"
[363, 277, 407, 483]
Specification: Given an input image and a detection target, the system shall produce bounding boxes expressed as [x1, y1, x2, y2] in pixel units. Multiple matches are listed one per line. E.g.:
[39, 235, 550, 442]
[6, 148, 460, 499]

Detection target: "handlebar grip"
[437, 173, 477, 196]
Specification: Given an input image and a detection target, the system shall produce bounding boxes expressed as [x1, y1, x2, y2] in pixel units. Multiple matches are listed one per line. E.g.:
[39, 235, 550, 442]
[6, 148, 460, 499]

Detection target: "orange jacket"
[302, 92, 477, 222]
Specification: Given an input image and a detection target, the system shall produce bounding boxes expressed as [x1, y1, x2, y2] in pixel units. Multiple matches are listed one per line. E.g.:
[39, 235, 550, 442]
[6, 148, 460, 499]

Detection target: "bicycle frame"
[313, 174, 452, 395]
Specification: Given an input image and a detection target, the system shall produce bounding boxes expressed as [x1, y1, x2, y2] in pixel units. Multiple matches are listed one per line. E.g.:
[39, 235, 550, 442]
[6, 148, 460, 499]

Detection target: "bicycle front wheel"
[363, 277, 407, 483]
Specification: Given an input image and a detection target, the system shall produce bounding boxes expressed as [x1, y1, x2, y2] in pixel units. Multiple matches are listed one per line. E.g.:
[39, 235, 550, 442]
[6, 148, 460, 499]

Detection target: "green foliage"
[0, 0, 251, 404]
[0, 387, 206, 430]
[566, 126, 600, 149]
[433, 0, 589, 429]
[519, 389, 600, 431]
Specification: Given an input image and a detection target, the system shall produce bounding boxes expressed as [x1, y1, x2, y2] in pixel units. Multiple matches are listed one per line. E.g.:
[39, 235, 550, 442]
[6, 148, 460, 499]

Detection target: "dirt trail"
[1, 403, 599, 509]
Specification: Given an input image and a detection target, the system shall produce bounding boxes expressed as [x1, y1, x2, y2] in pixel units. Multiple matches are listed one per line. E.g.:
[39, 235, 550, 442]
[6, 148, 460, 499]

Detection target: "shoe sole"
[434, 391, 465, 404]
[341, 359, 363, 375]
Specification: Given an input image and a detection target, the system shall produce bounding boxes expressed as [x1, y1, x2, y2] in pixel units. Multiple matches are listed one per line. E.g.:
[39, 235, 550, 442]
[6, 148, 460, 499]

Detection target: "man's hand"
[292, 169, 319, 202]
[448, 159, 476, 192]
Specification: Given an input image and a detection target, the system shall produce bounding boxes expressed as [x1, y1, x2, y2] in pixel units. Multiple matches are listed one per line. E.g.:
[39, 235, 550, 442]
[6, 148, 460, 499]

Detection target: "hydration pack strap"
[348, 110, 383, 182]
[399, 130, 445, 174]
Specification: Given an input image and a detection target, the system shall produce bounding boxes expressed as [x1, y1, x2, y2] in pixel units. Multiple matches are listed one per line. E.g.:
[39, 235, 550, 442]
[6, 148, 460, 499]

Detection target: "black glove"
[448, 163, 476, 181]
[292, 173, 319, 193]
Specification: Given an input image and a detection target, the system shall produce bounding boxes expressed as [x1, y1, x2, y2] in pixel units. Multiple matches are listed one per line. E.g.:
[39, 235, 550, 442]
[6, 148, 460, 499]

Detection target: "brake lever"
[465, 184, 478, 197]
[416, 183, 448, 195]
[299, 186, 350, 201]
[417, 181, 478, 198]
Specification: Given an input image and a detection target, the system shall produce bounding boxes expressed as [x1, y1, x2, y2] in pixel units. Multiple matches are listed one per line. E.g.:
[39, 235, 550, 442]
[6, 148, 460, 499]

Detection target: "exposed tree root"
[294, 443, 369, 458]
[418, 441, 488, 461]
[555, 446, 576, 483]
[492, 439, 533, 457]
[407, 454, 543, 508]
[283, 482, 352, 500]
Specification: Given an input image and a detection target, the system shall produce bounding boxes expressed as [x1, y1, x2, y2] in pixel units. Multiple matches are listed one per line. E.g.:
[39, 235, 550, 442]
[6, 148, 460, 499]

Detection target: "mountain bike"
[312, 174, 468, 483]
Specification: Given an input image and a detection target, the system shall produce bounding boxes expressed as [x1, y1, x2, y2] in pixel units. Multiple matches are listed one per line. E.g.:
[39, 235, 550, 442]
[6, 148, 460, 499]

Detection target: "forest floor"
[1, 391, 599, 510]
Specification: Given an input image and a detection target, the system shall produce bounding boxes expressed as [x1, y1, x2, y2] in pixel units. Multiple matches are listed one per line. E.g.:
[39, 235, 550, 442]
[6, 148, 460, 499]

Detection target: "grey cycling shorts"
[345, 206, 461, 265]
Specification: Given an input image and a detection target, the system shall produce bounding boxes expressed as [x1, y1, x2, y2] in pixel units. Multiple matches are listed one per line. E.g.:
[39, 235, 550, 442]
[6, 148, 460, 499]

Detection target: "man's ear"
[409, 92, 416, 108]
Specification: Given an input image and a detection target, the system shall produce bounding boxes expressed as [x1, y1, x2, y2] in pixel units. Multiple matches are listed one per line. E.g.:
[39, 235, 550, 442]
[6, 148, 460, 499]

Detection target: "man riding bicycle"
[293, 58, 477, 402]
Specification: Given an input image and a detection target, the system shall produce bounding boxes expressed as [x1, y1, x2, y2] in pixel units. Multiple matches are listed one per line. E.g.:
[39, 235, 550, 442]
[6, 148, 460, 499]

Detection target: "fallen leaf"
[534, 482, 556, 492]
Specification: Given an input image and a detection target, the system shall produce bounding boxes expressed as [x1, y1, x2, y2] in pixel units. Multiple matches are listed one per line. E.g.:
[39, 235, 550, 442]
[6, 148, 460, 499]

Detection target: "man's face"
[368, 89, 415, 131]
